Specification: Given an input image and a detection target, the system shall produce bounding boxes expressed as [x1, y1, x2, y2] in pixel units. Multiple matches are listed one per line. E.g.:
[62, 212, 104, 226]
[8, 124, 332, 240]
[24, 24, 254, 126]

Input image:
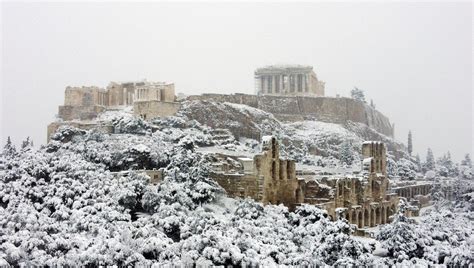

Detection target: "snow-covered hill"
[1, 103, 472, 266]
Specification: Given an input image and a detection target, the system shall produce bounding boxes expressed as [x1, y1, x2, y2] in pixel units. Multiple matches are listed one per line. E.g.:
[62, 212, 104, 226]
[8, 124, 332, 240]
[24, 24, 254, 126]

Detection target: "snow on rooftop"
[255, 64, 313, 72]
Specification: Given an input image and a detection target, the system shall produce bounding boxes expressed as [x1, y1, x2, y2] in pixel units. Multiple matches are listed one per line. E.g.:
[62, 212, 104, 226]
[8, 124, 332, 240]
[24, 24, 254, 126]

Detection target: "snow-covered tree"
[112, 115, 151, 135]
[436, 152, 458, 177]
[386, 156, 398, 177]
[423, 148, 435, 173]
[461, 153, 472, 168]
[339, 140, 354, 166]
[350, 87, 366, 103]
[415, 154, 422, 171]
[377, 199, 425, 262]
[2, 136, 16, 158]
[20, 136, 33, 151]
[397, 158, 417, 180]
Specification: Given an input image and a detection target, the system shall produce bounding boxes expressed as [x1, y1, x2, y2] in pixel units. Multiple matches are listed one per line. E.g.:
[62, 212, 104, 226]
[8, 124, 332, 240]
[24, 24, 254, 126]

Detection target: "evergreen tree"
[424, 148, 435, 172]
[407, 131, 413, 156]
[415, 154, 422, 171]
[350, 87, 366, 103]
[445, 151, 453, 171]
[20, 136, 34, 153]
[386, 157, 398, 177]
[339, 140, 354, 166]
[3, 136, 17, 158]
[461, 154, 472, 168]
[437, 151, 457, 177]
[376, 199, 424, 261]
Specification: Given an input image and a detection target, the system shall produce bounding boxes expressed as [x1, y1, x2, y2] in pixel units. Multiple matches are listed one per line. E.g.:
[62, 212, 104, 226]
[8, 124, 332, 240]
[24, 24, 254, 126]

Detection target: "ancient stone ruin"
[254, 64, 325, 96]
[208, 138, 428, 231]
[47, 80, 180, 141]
[58, 80, 177, 121]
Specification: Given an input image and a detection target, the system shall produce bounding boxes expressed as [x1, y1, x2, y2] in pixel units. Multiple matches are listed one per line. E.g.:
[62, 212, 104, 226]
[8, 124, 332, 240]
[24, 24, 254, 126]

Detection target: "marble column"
[303, 74, 308, 92]
[280, 75, 284, 93]
[288, 74, 295, 92]
[271, 75, 276, 93]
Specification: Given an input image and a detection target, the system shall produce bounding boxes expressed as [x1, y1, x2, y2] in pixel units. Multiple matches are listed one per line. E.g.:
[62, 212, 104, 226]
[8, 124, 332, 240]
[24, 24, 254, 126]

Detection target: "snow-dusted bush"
[112, 116, 151, 135]
[396, 158, 417, 180]
[50, 125, 86, 143]
[0, 132, 378, 266]
[377, 200, 425, 262]
[3, 110, 471, 266]
[377, 197, 474, 266]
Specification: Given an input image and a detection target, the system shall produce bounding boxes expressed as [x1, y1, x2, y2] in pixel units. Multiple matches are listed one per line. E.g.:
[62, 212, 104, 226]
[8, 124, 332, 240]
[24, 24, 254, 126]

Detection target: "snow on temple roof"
[255, 64, 314, 74]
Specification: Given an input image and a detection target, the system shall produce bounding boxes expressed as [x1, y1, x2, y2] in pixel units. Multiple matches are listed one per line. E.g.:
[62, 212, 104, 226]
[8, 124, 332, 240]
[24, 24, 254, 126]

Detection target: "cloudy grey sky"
[1, 2, 472, 161]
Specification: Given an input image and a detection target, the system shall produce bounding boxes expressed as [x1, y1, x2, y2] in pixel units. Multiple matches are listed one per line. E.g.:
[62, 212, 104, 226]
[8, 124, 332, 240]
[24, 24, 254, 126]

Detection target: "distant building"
[56, 80, 178, 122]
[254, 64, 325, 96]
[48, 80, 180, 141]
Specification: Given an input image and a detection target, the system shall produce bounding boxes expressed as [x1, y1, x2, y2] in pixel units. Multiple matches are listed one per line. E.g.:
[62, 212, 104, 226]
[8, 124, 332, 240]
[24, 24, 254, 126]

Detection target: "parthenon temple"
[254, 65, 325, 96]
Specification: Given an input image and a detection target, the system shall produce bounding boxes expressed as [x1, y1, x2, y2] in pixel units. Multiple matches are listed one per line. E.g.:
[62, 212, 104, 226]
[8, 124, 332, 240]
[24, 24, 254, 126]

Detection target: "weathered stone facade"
[57, 80, 178, 122]
[297, 142, 400, 229]
[255, 65, 325, 96]
[59, 86, 108, 121]
[209, 139, 422, 230]
[210, 136, 303, 210]
[188, 93, 395, 137]
[133, 101, 181, 120]
[49, 80, 180, 141]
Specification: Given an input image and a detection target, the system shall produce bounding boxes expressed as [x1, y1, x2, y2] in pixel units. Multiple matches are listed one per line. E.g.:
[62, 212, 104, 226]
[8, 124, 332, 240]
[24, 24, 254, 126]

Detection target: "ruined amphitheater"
[47, 64, 435, 233]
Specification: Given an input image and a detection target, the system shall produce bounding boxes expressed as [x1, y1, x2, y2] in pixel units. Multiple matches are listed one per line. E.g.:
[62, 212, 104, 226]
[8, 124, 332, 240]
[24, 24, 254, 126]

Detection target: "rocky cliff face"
[178, 100, 406, 161]
[187, 94, 394, 138]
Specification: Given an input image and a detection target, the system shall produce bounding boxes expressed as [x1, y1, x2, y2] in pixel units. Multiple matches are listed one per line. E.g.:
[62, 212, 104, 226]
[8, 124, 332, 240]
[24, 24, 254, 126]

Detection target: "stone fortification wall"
[213, 173, 261, 200]
[58, 105, 106, 121]
[133, 101, 181, 120]
[187, 94, 394, 137]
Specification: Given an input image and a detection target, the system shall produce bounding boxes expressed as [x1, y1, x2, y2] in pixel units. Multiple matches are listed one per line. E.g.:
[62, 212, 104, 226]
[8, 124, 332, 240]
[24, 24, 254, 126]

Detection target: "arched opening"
[295, 188, 303, 203]
[381, 207, 386, 224]
[351, 210, 357, 225]
[364, 209, 370, 227]
[357, 211, 362, 228]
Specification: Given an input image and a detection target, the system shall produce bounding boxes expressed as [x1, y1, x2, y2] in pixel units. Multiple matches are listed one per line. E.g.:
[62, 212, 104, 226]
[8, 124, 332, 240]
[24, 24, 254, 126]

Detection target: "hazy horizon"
[1, 2, 472, 162]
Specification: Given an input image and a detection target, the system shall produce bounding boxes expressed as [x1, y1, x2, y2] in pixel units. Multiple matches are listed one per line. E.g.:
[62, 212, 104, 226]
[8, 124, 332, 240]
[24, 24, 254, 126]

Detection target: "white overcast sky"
[1, 2, 472, 161]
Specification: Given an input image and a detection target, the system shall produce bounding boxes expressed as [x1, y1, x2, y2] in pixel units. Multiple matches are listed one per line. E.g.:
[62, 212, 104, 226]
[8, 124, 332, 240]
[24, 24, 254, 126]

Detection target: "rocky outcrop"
[187, 94, 394, 137]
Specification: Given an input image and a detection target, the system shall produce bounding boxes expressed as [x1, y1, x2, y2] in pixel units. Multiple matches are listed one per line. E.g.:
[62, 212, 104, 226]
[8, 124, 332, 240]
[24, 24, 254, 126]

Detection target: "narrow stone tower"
[362, 141, 387, 176]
